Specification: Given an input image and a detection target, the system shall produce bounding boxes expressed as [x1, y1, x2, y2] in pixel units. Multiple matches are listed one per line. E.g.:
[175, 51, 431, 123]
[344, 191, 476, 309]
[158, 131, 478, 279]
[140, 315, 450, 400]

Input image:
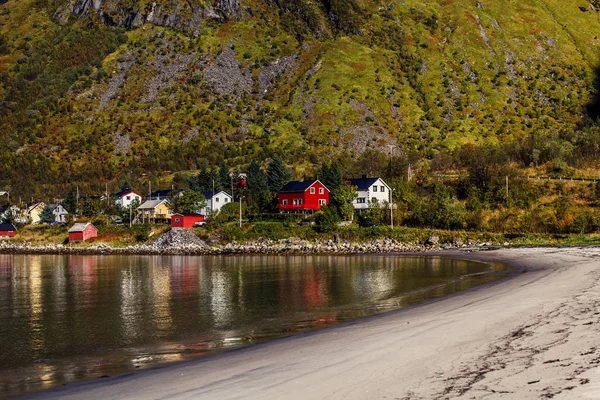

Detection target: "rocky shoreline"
[0, 229, 485, 256]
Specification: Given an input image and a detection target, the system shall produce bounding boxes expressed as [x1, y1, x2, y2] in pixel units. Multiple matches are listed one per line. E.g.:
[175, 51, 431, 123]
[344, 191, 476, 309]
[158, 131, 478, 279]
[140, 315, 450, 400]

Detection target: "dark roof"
[349, 177, 383, 191]
[149, 189, 172, 199]
[0, 223, 16, 231]
[279, 180, 327, 193]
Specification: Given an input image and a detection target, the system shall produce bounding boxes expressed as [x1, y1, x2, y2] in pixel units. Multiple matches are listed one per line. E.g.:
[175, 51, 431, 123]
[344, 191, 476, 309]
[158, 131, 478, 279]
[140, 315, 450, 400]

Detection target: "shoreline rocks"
[0, 236, 473, 256]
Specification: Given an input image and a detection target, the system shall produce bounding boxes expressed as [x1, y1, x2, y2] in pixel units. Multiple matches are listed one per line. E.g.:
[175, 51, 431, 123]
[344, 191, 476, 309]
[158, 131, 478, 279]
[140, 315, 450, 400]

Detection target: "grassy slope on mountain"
[0, 0, 599, 197]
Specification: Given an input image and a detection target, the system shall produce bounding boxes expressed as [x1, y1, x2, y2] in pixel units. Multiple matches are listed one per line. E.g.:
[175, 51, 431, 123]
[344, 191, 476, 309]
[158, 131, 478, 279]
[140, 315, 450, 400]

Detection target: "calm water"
[0, 254, 506, 397]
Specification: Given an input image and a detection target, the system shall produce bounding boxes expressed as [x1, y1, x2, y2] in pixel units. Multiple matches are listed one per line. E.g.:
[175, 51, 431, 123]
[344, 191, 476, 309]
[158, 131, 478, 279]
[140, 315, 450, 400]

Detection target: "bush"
[315, 206, 341, 233]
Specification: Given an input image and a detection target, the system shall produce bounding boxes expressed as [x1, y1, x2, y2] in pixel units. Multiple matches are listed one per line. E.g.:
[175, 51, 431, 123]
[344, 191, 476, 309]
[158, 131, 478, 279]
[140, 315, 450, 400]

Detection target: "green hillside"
[0, 0, 599, 196]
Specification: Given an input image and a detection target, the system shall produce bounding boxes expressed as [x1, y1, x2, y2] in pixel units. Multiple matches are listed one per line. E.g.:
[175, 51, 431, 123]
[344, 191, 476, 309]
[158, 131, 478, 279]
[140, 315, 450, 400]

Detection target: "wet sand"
[22, 247, 600, 399]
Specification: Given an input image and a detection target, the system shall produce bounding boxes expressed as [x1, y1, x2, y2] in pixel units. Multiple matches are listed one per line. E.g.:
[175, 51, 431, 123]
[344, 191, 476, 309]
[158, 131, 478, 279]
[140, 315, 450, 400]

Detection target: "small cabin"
[0, 223, 16, 238]
[171, 213, 205, 228]
[68, 223, 98, 242]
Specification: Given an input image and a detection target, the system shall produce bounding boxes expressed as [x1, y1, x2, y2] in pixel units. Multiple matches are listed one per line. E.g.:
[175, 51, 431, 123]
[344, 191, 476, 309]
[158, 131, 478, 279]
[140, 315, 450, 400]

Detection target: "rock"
[425, 235, 439, 246]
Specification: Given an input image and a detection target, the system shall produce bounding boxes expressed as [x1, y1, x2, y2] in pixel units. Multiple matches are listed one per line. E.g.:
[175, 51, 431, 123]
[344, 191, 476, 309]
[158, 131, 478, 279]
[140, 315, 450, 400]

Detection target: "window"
[373, 186, 378, 192]
[357, 198, 366, 203]
[168, 210, 172, 215]
[224, 198, 228, 203]
[126, 196, 131, 200]
[380, 186, 385, 192]
[310, 187, 315, 194]
[293, 199, 303, 205]
[216, 198, 220, 203]
[282, 199, 288, 205]
[319, 199, 326, 205]
[319, 188, 324, 194]
[175, 218, 180, 222]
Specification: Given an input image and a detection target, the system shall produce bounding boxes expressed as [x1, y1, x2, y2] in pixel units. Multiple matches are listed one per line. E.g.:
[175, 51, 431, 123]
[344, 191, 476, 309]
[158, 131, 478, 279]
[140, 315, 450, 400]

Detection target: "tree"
[63, 191, 77, 215]
[188, 167, 215, 193]
[246, 160, 269, 210]
[218, 162, 231, 194]
[171, 190, 206, 214]
[320, 161, 343, 192]
[267, 157, 292, 192]
[39, 205, 55, 224]
[120, 199, 140, 225]
[315, 205, 341, 232]
[330, 185, 358, 221]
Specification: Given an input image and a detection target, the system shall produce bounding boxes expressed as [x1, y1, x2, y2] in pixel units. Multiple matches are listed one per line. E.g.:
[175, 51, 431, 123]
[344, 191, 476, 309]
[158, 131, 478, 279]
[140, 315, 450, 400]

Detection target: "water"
[0, 254, 507, 397]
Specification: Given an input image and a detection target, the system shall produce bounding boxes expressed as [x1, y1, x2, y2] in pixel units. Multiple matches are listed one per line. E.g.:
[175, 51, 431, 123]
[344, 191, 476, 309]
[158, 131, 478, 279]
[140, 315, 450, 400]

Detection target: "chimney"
[362, 175, 367, 179]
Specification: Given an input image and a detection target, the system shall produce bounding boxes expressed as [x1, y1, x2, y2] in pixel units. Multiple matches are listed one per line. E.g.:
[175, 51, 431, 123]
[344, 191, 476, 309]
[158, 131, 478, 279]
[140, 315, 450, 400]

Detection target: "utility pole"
[239, 196, 243, 227]
[506, 176, 509, 202]
[212, 178, 215, 212]
[129, 201, 132, 228]
[390, 188, 394, 229]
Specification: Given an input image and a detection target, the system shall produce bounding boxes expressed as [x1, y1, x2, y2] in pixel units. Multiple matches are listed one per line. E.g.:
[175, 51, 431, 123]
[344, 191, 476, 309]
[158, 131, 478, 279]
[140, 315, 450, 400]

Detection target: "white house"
[115, 190, 143, 209]
[48, 203, 70, 223]
[0, 204, 20, 223]
[202, 191, 233, 214]
[349, 176, 391, 210]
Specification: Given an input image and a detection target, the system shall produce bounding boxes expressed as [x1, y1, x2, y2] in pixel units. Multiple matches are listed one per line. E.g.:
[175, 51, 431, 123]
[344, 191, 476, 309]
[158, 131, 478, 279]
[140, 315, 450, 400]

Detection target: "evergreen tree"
[82, 199, 93, 217]
[63, 191, 77, 215]
[267, 157, 292, 192]
[218, 162, 231, 194]
[246, 160, 269, 210]
[39, 205, 55, 224]
[188, 167, 216, 193]
[120, 181, 132, 192]
[320, 161, 343, 192]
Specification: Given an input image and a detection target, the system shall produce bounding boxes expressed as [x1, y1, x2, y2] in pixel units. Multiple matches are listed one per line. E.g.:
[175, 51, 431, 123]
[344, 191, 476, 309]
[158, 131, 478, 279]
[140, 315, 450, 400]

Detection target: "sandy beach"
[22, 247, 600, 399]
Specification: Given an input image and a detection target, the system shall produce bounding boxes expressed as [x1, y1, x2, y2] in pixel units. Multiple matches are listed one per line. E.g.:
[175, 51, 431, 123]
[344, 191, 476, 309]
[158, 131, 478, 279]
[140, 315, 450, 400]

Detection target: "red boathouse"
[171, 213, 205, 228]
[0, 223, 16, 238]
[68, 223, 98, 242]
[278, 180, 330, 213]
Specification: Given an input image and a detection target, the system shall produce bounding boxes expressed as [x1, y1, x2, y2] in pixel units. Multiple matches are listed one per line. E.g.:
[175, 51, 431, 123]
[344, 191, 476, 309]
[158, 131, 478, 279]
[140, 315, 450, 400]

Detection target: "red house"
[68, 223, 98, 242]
[171, 213, 205, 228]
[0, 223, 16, 238]
[279, 180, 330, 213]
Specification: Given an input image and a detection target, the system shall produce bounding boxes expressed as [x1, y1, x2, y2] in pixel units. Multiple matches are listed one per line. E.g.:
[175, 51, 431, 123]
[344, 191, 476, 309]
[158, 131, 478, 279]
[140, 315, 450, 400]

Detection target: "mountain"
[0, 0, 599, 196]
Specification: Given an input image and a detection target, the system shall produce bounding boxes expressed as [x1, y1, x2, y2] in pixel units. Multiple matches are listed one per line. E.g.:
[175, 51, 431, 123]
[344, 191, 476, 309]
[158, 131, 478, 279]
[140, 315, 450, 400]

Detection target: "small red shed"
[171, 213, 205, 228]
[0, 223, 16, 238]
[68, 223, 98, 242]
[278, 180, 330, 213]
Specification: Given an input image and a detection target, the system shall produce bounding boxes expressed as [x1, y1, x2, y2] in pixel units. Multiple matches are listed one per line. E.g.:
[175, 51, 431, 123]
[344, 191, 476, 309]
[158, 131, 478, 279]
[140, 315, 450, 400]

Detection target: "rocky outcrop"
[53, 0, 241, 36]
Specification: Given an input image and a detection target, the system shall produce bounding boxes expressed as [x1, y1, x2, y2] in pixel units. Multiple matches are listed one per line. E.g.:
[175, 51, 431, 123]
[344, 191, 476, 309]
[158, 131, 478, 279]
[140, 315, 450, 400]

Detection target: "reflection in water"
[0, 254, 506, 397]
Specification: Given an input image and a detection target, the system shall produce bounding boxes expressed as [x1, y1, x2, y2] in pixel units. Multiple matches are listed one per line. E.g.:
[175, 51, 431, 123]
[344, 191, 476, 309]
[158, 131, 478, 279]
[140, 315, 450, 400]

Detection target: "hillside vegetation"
[0, 0, 599, 197]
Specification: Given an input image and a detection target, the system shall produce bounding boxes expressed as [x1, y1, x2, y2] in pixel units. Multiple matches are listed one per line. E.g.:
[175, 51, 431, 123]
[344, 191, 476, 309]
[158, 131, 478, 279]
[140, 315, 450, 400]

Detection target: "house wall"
[0, 230, 15, 238]
[171, 215, 204, 228]
[279, 182, 329, 212]
[69, 232, 84, 242]
[118, 193, 142, 209]
[205, 192, 232, 214]
[353, 179, 391, 210]
[82, 226, 98, 241]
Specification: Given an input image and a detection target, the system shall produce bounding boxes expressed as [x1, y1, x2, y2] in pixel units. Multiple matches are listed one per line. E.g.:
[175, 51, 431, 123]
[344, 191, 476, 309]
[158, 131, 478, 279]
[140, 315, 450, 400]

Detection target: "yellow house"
[27, 202, 46, 225]
[136, 199, 172, 223]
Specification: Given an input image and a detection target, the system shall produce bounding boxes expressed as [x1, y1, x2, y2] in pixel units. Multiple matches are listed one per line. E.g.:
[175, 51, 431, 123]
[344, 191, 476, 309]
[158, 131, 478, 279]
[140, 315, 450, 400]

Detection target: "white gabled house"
[114, 190, 143, 209]
[202, 191, 233, 214]
[48, 203, 70, 223]
[349, 176, 392, 210]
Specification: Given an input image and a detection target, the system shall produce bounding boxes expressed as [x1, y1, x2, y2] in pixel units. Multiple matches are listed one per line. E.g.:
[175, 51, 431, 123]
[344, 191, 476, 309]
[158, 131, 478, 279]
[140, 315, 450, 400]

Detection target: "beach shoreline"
[21, 247, 600, 399]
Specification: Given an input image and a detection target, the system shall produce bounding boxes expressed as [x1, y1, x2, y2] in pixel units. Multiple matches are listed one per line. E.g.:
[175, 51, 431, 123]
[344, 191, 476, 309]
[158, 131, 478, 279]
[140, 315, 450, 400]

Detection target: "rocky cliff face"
[53, 0, 240, 35]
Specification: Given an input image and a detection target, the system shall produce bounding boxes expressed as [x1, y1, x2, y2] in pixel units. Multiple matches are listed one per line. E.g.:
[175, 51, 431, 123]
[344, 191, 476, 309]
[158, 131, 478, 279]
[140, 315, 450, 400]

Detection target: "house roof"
[137, 199, 169, 210]
[279, 180, 328, 193]
[48, 203, 69, 213]
[149, 189, 172, 199]
[0, 223, 16, 231]
[115, 190, 142, 199]
[69, 223, 96, 233]
[348, 177, 389, 191]
[27, 202, 45, 212]
[202, 190, 232, 199]
[173, 213, 204, 217]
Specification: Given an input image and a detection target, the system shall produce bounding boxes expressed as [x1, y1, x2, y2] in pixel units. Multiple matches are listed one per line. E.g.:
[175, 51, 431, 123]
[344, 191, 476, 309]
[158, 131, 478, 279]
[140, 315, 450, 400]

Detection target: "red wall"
[279, 181, 329, 212]
[0, 231, 15, 238]
[69, 226, 98, 242]
[171, 214, 205, 228]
